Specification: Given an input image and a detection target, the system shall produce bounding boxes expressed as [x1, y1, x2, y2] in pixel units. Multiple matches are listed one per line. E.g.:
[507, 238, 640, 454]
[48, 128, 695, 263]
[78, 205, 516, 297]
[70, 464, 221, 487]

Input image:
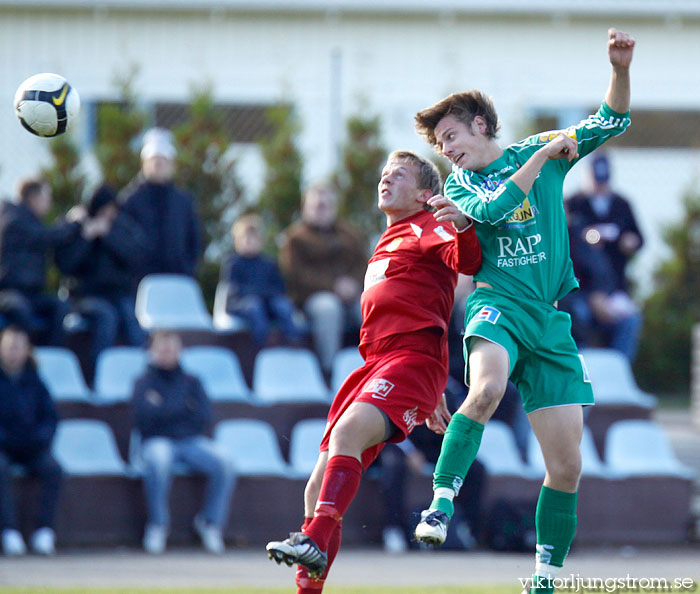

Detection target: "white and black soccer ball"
[13, 73, 80, 137]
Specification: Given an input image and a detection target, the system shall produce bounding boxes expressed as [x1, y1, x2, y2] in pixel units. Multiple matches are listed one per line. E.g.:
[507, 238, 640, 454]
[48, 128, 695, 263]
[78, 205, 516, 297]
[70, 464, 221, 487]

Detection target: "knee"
[545, 452, 582, 489]
[465, 379, 506, 419]
[142, 439, 174, 472]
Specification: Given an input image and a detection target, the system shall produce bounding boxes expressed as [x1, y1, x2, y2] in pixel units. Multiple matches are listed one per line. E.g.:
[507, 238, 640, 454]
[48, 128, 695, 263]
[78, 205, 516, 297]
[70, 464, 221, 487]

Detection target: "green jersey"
[445, 102, 630, 304]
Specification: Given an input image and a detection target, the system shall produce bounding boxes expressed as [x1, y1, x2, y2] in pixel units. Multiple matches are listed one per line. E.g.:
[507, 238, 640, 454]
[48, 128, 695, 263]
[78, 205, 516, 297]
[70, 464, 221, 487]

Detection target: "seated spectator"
[278, 184, 366, 373]
[131, 330, 235, 554]
[0, 179, 80, 345]
[563, 154, 643, 360]
[0, 325, 63, 556]
[120, 128, 202, 281]
[220, 213, 305, 347]
[55, 185, 148, 377]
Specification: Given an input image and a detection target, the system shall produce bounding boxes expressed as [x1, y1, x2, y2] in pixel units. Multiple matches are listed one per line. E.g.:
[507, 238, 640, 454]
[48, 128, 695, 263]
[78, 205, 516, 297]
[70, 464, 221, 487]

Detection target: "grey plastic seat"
[34, 346, 92, 402]
[181, 346, 251, 402]
[135, 273, 213, 331]
[52, 419, 127, 475]
[477, 420, 539, 478]
[253, 347, 329, 404]
[527, 426, 610, 478]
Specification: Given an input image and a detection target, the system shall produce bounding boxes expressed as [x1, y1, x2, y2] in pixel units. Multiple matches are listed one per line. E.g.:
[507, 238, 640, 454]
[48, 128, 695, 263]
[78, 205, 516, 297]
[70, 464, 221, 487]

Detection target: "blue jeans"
[140, 436, 235, 529]
[232, 294, 305, 346]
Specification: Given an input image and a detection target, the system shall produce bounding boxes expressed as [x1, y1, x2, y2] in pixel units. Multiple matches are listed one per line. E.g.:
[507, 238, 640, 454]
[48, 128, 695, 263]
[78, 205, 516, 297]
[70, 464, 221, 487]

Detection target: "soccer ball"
[13, 73, 80, 137]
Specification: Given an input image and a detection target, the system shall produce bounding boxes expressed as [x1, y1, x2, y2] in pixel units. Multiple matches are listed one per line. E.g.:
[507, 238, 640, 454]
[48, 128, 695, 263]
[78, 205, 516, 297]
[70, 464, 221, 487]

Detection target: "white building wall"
[1, 5, 700, 292]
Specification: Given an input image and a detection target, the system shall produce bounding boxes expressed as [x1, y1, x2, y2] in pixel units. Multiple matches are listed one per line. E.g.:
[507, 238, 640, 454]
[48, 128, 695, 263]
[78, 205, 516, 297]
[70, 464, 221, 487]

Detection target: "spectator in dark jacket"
[0, 179, 79, 345]
[0, 325, 63, 556]
[119, 129, 202, 282]
[131, 330, 234, 555]
[56, 185, 148, 375]
[220, 214, 305, 346]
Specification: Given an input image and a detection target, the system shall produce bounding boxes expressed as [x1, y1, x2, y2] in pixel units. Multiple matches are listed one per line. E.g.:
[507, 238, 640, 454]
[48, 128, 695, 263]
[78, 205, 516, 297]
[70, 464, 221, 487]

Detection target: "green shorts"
[463, 287, 594, 414]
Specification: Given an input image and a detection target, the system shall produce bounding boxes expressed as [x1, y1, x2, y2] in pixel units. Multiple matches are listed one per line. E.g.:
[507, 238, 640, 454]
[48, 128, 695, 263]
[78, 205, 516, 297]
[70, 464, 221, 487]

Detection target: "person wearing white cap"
[119, 128, 202, 281]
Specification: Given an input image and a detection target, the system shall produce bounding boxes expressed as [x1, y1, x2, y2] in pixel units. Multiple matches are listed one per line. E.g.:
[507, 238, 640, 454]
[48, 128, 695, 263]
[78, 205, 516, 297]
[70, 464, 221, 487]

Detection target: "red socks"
[305, 455, 362, 551]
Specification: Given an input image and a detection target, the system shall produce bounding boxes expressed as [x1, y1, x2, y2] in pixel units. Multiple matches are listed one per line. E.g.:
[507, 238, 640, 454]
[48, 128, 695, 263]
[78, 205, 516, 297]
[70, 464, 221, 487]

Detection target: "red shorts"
[319, 329, 448, 470]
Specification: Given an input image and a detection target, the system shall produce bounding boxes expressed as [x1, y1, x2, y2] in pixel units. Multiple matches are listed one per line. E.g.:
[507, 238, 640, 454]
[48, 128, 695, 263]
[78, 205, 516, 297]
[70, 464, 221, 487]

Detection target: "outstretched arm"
[604, 28, 635, 113]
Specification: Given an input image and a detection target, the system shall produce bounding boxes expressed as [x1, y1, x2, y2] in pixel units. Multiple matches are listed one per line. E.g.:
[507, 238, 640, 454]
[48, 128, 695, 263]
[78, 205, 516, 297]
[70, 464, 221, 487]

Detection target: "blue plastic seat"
[289, 418, 327, 477]
[135, 274, 213, 331]
[330, 347, 364, 394]
[477, 420, 538, 478]
[93, 346, 148, 403]
[253, 347, 329, 404]
[52, 419, 127, 475]
[34, 347, 92, 402]
[181, 346, 251, 402]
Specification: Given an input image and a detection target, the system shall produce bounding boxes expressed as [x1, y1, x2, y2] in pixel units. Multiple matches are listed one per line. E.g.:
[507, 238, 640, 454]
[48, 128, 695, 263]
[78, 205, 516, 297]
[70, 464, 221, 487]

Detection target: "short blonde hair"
[387, 150, 442, 197]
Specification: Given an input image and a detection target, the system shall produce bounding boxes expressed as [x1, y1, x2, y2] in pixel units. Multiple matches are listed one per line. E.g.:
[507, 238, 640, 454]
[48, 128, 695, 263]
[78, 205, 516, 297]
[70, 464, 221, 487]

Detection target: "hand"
[539, 133, 579, 162]
[425, 393, 452, 435]
[65, 205, 87, 223]
[82, 217, 111, 240]
[427, 195, 471, 231]
[608, 28, 635, 69]
[619, 230, 641, 255]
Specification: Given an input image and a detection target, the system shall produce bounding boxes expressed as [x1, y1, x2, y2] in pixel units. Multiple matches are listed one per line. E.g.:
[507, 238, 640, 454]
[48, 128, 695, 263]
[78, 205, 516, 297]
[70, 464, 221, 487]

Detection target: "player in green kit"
[412, 28, 635, 594]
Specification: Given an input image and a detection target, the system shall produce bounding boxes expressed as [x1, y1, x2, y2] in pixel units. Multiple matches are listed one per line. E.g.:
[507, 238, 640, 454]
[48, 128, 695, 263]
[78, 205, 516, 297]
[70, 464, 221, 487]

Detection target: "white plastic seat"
[579, 348, 657, 408]
[605, 419, 695, 478]
[34, 347, 91, 402]
[253, 347, 329, 404]
[289, 418, 327, 477]
[214, 419, 296, 477]
[330, 347, 364, 394]
[212, 281, 249, 332]
[135, 273, 213, 331]
[477, 420, 538, 477]
[52, 419, 127, 475]
[527, 426, 609, 478]
[93, 346, 148, 403]
[181, 346, 251, 402]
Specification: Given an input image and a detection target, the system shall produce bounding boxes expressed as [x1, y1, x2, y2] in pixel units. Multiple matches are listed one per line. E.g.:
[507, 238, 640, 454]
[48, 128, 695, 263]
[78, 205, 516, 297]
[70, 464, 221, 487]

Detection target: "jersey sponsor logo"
[433, 225, 454, 242]
[475, 306, 501, 324]
[403, 406, 419, 432]
[505, 197, 538, 224]
[481, 177, 505, 192]
[363, 378, 395, 400]
[496, 233, 547, 268]
[538, 126, 577, 143]
[364, 258, 390, 290]
[386, 237, 403, 252]
[410, 223, 423, 238]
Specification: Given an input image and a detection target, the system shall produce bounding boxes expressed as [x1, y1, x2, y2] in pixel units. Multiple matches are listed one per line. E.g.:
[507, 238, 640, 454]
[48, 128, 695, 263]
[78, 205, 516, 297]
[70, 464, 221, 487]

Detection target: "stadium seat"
[604, 419, 695, 478]
[330, 346, 364, 394]
[579, 348, 657, 408]
[34, 346, 92, 402]
[289, 418, 327, 476]
[252, 347, 330, 404]
[527, 426, 609, 478]
[135, 273, 213, 331]
[214, 419, 297, 477]
[212, 281, 249, 332]
[93, 346, 148, 403]
[477, 420, 538, 477]
[181, 346, 251, 401]
[52, 419, 128, 475]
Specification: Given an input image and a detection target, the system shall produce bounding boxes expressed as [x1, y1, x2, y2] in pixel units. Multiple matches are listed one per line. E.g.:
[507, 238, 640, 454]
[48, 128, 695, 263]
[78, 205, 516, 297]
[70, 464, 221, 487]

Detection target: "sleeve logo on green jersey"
[538, 126, 577, 143]
[505, 197, 536, 224]
[475, 306, 501, 324]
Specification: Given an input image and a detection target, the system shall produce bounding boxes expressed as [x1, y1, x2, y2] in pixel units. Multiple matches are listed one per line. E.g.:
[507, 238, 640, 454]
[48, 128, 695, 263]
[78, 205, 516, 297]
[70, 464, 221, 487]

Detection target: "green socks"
[429, 413, 484, 518]
[535, 485, 577, 569]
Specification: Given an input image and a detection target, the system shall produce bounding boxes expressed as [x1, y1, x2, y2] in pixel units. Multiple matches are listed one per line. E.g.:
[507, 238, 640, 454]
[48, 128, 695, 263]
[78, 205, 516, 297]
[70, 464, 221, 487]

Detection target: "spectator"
[55, 185, 148, 377]
[120, 128, 202, 281]
[0, 325, 63, 556]
[131, 330, 235, 554]
[278, 184, 366, 372]
[0, 179, 80, 345]
[563, 154, 643, 360]
[220, 213, 305, 347]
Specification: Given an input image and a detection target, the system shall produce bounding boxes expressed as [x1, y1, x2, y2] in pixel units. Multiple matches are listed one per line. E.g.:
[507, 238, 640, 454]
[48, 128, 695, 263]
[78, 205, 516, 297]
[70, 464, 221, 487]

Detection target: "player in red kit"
[266, 150, 481, 593]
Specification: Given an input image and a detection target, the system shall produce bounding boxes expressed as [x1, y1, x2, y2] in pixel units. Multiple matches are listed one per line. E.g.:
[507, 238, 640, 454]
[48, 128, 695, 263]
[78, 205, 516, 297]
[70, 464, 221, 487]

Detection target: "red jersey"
[359, 209, 481, 350]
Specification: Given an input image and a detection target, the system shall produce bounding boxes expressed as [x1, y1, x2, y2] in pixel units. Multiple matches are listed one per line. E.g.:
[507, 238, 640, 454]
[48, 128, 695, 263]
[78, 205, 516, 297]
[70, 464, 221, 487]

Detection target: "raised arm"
[604, 28, 635, 114]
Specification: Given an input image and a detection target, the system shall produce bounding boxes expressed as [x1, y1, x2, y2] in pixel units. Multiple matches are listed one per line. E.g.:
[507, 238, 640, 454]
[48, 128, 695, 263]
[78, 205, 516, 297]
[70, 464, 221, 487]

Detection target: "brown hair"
[415, 90, 500, 148]
[387, 150, 442, 197]
[18, 179, 47, 204]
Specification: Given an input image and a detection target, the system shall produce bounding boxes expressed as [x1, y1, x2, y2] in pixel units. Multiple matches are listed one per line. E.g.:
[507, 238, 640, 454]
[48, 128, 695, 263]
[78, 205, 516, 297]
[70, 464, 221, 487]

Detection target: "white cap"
[140, 128, 176, 160]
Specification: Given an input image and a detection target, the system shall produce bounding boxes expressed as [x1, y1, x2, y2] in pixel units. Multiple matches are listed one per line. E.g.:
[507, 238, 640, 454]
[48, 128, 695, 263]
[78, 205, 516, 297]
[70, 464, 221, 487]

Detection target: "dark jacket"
[0, 360, 58, 458]
[131, 364, 211, 440]
[120, 176, 202, 279]
[0, 201, 79, 294]
[55, 210, 150, 297]
[565, 191, 643, 293]
[220, 252, 286, 300]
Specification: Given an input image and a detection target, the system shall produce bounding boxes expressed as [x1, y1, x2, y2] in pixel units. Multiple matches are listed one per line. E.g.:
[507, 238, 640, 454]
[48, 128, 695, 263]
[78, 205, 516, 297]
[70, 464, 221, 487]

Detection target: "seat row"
[51, 417, 327, 479]
[35, 345, 364, 405]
